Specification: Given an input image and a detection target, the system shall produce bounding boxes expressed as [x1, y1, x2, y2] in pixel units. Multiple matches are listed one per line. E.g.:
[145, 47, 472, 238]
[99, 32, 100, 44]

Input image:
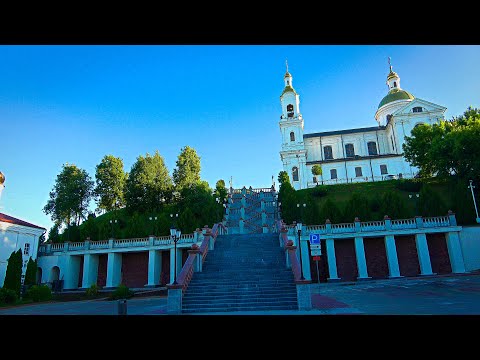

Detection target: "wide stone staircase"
[182, 233, 298, 313]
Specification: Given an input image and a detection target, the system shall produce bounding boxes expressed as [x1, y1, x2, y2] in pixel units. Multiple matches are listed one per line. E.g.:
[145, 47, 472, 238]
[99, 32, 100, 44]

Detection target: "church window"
[380, 164, 388, 175]
[287, 104, 293, 111]
[290, 132, 295, 142]
[24, 243, 30, 256]
[324, 146, 333, 160]
[345, 143, 355, 158]
[330, 169, 337, 179]
[292, 167, 299, 181]
[367, 141, 378, 155]
[355, 167, 362, 177]
[393, 81, 397, 87]
[287, 80, 290, 85]
[413, 107, 423, 113]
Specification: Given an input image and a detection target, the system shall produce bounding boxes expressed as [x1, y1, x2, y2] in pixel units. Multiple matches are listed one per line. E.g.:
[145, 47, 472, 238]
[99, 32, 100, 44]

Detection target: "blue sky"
[1, 45, 479, 233]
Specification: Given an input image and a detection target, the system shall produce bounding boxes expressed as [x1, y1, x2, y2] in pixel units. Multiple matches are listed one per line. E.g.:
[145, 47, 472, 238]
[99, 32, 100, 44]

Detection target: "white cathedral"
[279, 62, 447, 190]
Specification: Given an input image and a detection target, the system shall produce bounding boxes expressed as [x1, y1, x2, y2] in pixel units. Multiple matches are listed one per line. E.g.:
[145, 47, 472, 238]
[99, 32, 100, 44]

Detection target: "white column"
[176, 248, 183, 275]
[106, 252, 122, 288]
[384, 235, 402, 278]
[354, 237, 371, 280]
[415, 233, 434, 275]
[326, 239, 340, 281]
[445, 232, 466, 273]
[147, 250, 162, 286]
[82, 254, 99, 288]
[169, 247, 176, 284]
[298, 237, 311, 281]
[63, 255, 81, 290]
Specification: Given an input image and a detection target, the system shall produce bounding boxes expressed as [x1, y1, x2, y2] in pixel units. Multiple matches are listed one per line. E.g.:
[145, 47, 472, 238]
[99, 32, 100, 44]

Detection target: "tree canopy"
[278, 171, 290, 186]
[403, 106, 480, 181]
[43, 163, 94, 227]
[125, 151, 173, 213]
[172, 146, 201, 191]
[94, 155, 127, 213]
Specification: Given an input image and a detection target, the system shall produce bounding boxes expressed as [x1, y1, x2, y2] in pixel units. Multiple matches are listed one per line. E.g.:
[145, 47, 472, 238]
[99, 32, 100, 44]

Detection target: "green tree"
[319, 198, 342, 224]
[125, 151, 173, 213]
[172, 146, 201, 191]
[278, 181, 297, 224]
[278, 171, 290, 186]
[43, 163, 94, 227]
[379, 191, 409, 220]
[403, 106, 480, 181]
[80, 213, 99, 241]
[3, 249, 23, 297]
[312, 165, 323, 185]
[343, 192, 370, 222]
[24, 257, 38, 287]
[94, 155, 127, 213]
[47, 223, 61, 243]
[416, 185, 448, 217]
[449, 180, 477, 225]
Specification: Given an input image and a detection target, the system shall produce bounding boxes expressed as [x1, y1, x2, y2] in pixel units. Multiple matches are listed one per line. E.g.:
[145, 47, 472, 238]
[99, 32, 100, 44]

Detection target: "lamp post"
[109, 219, 117, 239]
[149, 216, 158, 236]
[408, 193, 420, 215]
[468, 180, 480, 223]
[170, 223, 182, 285]
[297, 203, 306, 222]
[296, 221, 305, 280]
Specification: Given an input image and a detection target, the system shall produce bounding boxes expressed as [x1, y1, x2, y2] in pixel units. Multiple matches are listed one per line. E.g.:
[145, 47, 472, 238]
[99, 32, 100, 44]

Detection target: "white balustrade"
[331, 223, 356, 234]
[90, 240, 109, 249]
[114, 237, 149, 248]
[423, 216, 450, 228]
[69, 242, 86, 250]
[51, 243, 64, 251]
[306, 225, 327, 234]
[391, 219, 417, 230]
[361, 221, 386, 232]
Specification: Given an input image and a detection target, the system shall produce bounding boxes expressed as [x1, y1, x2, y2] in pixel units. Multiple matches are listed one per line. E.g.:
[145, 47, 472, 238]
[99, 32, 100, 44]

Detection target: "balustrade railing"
[332, 223, 356, 234]
[69, 242, 86, 250]
[113, 237, 149, 248]
[90, 240, 109, 249]
[391, 218, 416, 230]
[306, 225, 326, 234]
[423, 216, 449, 228]
[277, 220, 309, 284]
[361, 221, 386, 232]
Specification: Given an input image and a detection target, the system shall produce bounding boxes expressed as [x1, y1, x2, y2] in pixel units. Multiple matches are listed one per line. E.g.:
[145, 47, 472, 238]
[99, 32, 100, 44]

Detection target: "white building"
[279, 62, 447, 190]
[0, 213, 46, 286]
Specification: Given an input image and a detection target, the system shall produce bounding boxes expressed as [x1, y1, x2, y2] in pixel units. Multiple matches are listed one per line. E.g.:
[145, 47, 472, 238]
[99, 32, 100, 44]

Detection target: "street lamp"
[109, 219, 117, 238]
[468, 180, 480, 223]
[408, 193, 420, 215]
[149, 216, 158, 236]
[295, 221, 305, 280]
[297, 203, 306, 222]
[170, 224, 182, 285]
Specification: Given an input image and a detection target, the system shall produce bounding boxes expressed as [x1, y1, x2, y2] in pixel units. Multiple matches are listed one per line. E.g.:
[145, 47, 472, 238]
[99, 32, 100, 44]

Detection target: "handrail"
[277, 219, 310, 284]
[168, 222, 228, 296]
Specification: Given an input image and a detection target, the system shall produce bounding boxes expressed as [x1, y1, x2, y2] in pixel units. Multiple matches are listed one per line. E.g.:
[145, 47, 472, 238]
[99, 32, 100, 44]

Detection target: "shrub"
[26, 285, 52, 302]
[85, 284, 101, 298]
[395, 179, 423, 192]
[109, 284, 134, 300]
[311, 185, 328, 197]
[0, 287, 18, 304]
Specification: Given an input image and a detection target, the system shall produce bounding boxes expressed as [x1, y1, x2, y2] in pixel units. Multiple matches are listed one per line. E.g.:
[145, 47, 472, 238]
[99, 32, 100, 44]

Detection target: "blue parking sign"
[309, 234, 320, 245]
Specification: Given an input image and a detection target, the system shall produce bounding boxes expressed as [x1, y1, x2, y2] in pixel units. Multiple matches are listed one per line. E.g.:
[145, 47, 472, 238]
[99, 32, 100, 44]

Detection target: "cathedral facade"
[279, 63, 447, 190]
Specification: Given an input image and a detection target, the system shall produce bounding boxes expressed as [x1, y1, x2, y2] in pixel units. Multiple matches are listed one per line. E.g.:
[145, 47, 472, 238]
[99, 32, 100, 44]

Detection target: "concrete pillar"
[147, 250, 162, 287]
[106, 252, 122, 288]
[296, 284, 312, 311]
[384, 235, 402, 278]
[167, 287, 182, 314]
[298, 237, 311, 281]
[262, 225, 268, 233]
[415, 216, 424, 228]
[82, 254, 99, 288]
[415, 233, 434, 276]
[354, 237, 371, 280]
[176, 248, 183, 275]
[446, 232, 466, 273]
[63, 255, 81, 290]
[326, 239, 340, 281]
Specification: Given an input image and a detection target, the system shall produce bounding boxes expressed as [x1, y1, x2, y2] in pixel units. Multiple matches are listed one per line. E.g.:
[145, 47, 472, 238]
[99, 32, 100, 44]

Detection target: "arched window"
[287, 104, 293, 112]
[393, 81, 397, 87]
[290, 132, 295, 142]
[292, 167, 299, 181]
[345, 143, 355, 158]
[324, 145, 333, 160]
[287, 80, 290, 85]
[367, 141, 378, 155]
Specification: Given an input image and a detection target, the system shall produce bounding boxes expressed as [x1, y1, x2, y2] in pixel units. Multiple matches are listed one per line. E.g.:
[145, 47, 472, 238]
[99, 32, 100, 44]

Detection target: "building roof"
[378, 88, 414, 109]
[304, 125, 386, 138]
[284, 71, 292, 78]
[0, 213, 46, 230]
[281, 85, 297, 97]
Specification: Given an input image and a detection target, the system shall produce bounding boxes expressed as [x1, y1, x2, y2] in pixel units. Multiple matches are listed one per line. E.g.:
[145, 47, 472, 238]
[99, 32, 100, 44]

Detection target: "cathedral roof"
[378, 88, 414, 109]
[281, 85, 297, 96]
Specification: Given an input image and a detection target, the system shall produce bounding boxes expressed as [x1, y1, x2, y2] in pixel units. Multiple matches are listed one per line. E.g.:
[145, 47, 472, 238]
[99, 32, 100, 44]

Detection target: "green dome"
[378, 88, 414, 109]
[281, 85, 297, 97]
